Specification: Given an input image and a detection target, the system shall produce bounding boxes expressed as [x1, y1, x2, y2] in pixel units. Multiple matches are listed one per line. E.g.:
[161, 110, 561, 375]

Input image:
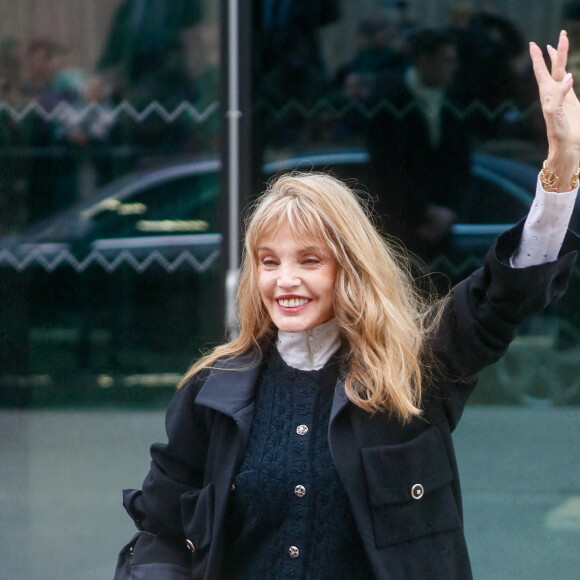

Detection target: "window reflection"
[0, 0, 222, 404]
[0, 2, 579, 580]
[0, 0, 219, 235]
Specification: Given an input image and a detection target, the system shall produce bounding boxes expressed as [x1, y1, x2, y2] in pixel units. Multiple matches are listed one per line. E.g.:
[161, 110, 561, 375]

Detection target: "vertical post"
[220, 0, 253, 338]
[225, 0, 241, 335]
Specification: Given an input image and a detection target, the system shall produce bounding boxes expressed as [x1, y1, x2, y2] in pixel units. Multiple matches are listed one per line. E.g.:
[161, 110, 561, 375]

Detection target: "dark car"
[1, 151, 578, 406]
[0, 150, 544, 270]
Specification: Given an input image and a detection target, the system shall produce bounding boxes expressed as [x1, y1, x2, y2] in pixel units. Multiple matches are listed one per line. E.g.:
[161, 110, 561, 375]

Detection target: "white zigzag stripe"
[0, 248, 220, 274]
[0, 100, 219, 124]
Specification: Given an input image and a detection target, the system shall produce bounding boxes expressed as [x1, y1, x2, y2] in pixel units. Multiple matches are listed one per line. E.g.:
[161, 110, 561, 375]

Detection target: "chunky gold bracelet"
[540, 161, 560, 192]
[540, 160, 580, 192]
[572, 167, 580, 189]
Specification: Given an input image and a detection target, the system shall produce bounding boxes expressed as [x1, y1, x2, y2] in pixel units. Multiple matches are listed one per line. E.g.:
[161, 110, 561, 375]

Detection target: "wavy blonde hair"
[180, 172, 442, 422]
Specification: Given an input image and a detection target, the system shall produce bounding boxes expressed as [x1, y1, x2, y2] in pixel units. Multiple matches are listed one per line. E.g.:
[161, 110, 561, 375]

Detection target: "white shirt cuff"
[510, 176, 578, 268]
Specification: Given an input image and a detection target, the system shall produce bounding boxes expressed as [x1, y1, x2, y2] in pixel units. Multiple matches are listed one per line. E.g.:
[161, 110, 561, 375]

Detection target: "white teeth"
[278, 298, 308, 308]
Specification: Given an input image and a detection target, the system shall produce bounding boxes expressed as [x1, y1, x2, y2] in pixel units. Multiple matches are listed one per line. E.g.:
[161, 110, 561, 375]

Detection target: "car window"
[86, 172, 220, 240]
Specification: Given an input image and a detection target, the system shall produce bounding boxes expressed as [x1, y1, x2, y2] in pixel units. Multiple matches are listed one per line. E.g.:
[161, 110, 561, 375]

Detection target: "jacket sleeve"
[116, 372, 212, 575]
[428, 220, 579, 429]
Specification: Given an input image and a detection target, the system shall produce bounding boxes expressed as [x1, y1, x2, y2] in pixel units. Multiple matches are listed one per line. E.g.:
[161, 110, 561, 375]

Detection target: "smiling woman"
[181, 171, 434, 419]
[256, 223, 338, 333]
[118, 166, 579, 579]
[115, 33, 580, 580]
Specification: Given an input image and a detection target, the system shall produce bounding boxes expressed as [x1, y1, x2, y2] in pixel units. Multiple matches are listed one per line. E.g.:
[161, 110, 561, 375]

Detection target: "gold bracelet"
[540, 161, 560, 192]
[540, 160, 580, 192]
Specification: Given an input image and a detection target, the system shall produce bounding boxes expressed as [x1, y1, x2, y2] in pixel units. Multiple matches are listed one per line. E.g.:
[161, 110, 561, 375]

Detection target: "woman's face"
[256, 222, 337, 333]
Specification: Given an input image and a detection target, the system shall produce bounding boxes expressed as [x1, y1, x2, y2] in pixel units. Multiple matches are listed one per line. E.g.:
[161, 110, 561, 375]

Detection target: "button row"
[289, 425, 308, 560]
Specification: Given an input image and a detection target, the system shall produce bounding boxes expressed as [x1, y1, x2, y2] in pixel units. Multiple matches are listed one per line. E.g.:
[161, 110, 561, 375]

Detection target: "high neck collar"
[275, 318, 342, 371]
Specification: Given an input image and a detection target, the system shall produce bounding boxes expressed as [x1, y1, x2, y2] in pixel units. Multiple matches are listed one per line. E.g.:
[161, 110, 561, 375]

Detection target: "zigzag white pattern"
[252, 97, 539, 121]
[1, 97, 536, 124]
[0, 100, 220, 124]
[0, 248, 220, 274]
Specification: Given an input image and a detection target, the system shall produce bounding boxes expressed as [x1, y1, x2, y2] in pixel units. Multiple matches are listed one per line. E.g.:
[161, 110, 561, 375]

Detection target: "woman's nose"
[277, 266, 299, 288]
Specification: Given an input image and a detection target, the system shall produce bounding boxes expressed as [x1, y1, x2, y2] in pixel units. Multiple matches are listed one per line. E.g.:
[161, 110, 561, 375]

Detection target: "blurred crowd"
[255, 0, 546, 148]
[0, 0, 211, 235]
[252, 0, 554, 258]
[1, 0, 578, 245]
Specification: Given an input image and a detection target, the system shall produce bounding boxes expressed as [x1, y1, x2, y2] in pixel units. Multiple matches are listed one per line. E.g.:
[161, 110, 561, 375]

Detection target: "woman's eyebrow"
[257, 244, 321, 253]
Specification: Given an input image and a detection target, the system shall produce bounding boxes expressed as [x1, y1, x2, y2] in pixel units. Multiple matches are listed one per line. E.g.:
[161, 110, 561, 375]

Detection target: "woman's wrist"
[544, 150, 580, 192]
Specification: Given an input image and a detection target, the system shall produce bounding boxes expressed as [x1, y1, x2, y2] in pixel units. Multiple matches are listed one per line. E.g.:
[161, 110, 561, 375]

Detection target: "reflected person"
[367, 29, 466, 262]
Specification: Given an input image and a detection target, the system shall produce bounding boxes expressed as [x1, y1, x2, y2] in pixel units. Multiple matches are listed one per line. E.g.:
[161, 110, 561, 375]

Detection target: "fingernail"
[565, 72, 573, 82]
[561, 29, 568, 36]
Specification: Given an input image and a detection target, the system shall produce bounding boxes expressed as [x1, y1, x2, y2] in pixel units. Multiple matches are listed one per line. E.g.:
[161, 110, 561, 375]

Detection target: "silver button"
[288, 546, 300, 558]
[296, 425, 309, 435]
[294, 485, 306, 498]
[185, 539, 196, 552]
[411, 483, 424, 500]
[231, 483, 236, 491]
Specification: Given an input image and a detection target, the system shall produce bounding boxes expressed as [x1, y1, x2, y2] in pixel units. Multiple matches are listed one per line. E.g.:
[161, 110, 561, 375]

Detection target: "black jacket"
[117, 223, 579, 580]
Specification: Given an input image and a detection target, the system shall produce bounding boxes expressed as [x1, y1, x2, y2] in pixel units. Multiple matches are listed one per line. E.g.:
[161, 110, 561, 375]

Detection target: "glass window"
[1, 2, 579, 579]
[0, 0, 222, 406]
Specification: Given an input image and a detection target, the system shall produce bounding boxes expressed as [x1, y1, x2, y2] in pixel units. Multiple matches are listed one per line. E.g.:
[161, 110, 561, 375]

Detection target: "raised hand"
[530, 31, 580, 191]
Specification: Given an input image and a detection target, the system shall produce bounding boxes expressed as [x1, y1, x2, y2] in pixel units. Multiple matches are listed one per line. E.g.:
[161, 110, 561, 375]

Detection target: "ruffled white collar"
[276, 318, 342, 371]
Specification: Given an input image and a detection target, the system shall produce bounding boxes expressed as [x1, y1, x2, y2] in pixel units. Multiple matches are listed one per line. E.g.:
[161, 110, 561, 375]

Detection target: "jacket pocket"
[361, 426, 461, 547]
[115, 531, 192, 580]
[180, 483, 215, 577]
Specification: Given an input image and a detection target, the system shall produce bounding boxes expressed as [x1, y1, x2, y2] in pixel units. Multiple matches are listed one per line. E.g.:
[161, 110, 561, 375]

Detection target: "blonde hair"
[180, 172, 442, 422]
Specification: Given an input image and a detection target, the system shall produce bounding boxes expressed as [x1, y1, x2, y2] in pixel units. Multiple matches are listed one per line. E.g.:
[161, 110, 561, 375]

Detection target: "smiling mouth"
[276, 297, 310, 308]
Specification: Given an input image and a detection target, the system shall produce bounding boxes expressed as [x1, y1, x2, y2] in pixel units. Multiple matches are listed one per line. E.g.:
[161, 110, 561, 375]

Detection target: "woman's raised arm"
[530, 30, 580, 191]
[510, 32, 580, 268]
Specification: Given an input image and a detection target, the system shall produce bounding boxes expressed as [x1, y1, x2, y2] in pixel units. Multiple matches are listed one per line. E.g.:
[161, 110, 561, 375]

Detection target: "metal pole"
[224, 0, 241, 336]
[223, 0, 254, 338]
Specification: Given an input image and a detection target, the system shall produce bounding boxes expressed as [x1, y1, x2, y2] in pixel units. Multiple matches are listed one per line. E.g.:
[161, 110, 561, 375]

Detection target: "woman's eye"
[303, 258, 320, 265]
[261, 258, 277, 267]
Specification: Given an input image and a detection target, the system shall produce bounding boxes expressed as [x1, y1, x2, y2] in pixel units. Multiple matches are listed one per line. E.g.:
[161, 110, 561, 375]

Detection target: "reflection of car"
[0, 151, 543, 268]
[0, 158, 225, 407]
[1, 150, 578, 406]
[3, 158, 223, 263]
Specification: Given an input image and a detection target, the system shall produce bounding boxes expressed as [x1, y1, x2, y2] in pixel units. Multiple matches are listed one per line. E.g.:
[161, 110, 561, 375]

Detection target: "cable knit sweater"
[223, 346, 373, 579]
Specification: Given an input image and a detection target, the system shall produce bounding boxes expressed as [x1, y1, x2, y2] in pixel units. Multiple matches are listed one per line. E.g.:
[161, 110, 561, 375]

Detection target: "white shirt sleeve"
[510, 176, 578, 268]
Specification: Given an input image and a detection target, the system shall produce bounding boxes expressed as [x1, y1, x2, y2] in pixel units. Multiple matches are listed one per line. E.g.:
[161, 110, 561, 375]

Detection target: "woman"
[115, 33, 580, 579]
